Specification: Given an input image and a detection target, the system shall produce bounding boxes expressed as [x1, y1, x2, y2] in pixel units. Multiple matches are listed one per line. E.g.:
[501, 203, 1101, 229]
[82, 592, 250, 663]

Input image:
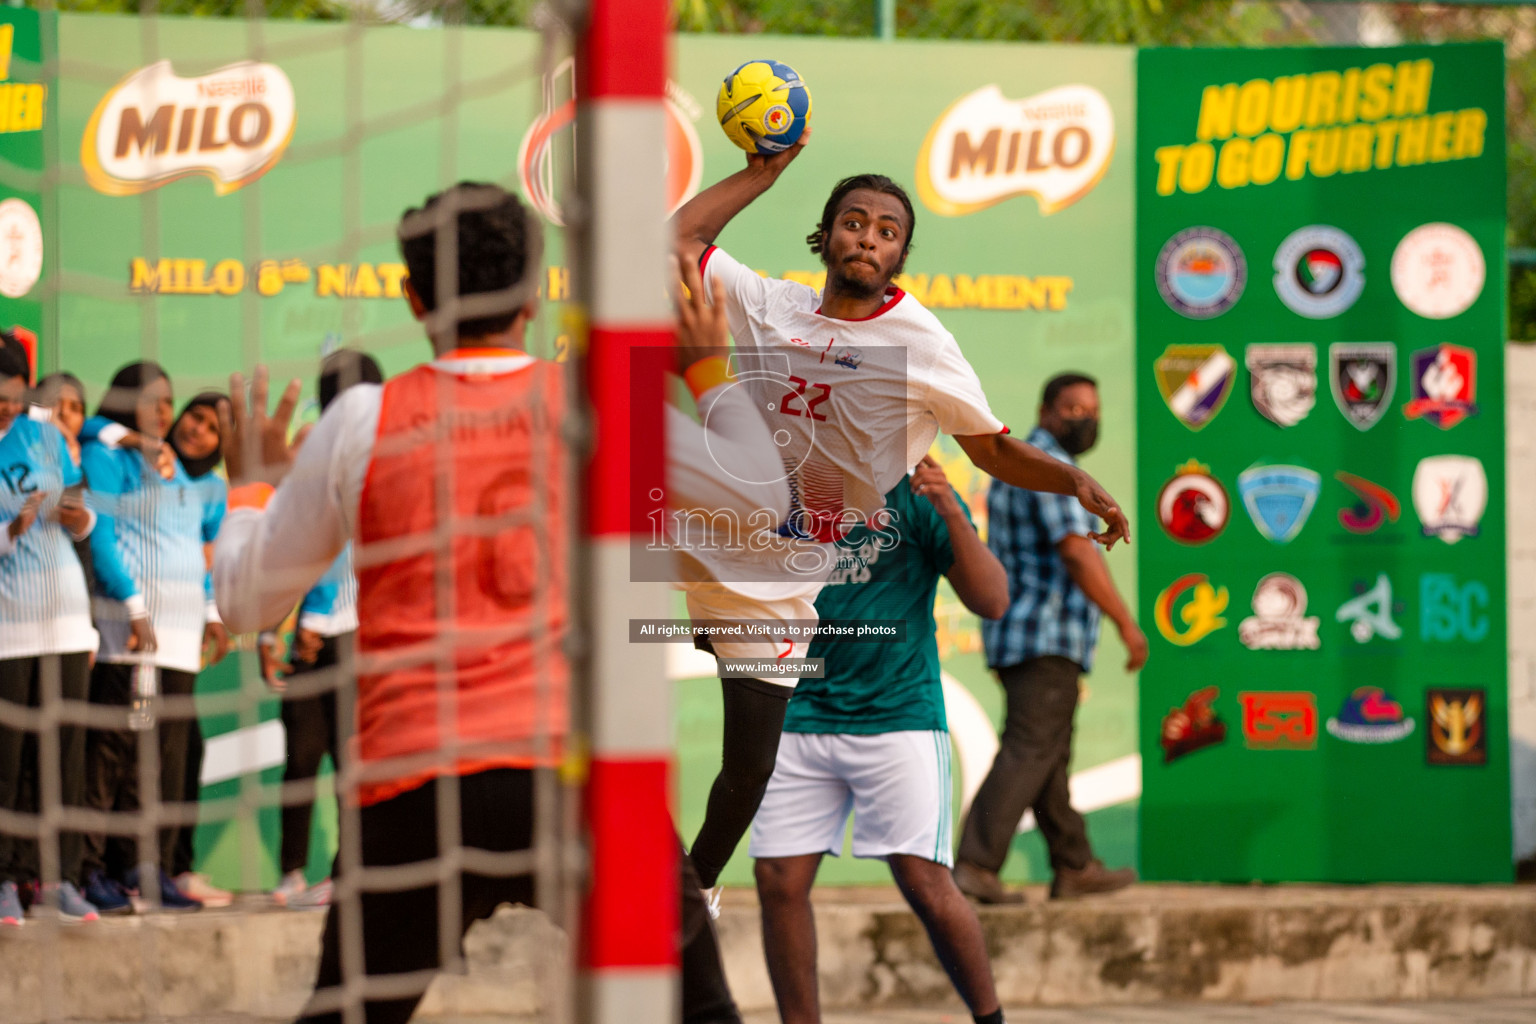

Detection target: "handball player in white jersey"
[671, 136, 1130, 893]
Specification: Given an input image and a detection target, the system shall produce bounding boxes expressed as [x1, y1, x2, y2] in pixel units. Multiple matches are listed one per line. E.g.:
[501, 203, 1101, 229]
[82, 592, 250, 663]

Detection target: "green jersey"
[786, 477, 972, 735]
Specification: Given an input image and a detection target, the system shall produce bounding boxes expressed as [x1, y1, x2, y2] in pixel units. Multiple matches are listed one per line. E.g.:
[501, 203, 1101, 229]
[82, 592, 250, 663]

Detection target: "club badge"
[1327, 687, 1415, 744]
[1272, 225, 1365, 319]
[1329, 342, 1396, 430]
[1241, 691, 1318, 750]
[1335, 472, 1401, 534]
[1155, 344, 1236, 431]
[1155, 227, 1246, 319]
[1160, 687, 1226, 763]
[1427, 688, 1486, 766]
[1403, 343, 1478, 429]
[1156, 460, 1228, 545]
[1246, 344, 1316, 428]
[1412, 455, 1487, 544]
[1238, 573, 1320, 650]
[1237, 464, 1320, 544]
[1335, 574, 1403, 643]
[1153, 573, 1229, 647]
[1391, 223, 1486, 320]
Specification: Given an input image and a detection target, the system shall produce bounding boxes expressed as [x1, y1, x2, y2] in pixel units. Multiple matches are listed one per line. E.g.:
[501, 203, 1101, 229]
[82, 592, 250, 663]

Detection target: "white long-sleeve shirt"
[214, 352, 790, 634]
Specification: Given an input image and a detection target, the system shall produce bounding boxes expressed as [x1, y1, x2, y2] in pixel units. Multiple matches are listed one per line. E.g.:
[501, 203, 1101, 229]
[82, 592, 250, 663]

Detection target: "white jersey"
[688, 245, 1006, 597]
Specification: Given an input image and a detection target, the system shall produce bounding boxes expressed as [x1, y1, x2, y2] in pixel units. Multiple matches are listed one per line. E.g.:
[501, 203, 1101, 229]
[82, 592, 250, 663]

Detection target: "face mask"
[1055, 416, 1099, 456]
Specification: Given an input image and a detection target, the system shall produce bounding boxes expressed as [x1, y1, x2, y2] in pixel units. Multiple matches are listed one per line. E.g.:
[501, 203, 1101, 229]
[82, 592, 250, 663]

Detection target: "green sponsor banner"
[1135, 42, 1510, 882]
[46, 16, 1142, 889]
[0, 6, 51, 381]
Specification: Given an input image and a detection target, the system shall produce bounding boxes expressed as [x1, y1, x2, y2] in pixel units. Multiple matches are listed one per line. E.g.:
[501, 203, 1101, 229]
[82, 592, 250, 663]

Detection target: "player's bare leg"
[754, 853, 824, 1024]
[888, 854, 1004, 1023]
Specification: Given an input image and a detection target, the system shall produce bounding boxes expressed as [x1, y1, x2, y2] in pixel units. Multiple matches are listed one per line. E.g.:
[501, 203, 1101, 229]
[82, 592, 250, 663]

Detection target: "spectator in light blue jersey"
[268, 348, 381, 910]
[0, 342, 104, 925]
[79, 362, 227, 914]
[162, 393, 234, 909]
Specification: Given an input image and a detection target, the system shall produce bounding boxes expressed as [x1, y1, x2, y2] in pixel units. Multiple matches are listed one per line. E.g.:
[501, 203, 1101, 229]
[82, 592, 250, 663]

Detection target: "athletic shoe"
[174, 872, 233, 909]
[1050, 859, 1136, 900]
[287, 878, 333, 910]
[0, 880, 23, 927]
[149, 868, 201, 912]
[702, 886, 721, 922]
[82, 871, 133, 915]
[45, 881, 101, 923]
[952, 860, 1025, 905]
[271, 869, 308, 907]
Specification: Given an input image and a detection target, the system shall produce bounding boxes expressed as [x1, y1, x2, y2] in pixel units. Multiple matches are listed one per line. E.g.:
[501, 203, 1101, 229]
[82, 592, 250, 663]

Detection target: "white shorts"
[748, 730, 954, 866]
[684, 581, 817, 687]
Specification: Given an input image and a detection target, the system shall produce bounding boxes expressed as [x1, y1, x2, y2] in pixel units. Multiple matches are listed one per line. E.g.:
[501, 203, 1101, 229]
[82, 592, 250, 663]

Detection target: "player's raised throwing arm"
[673, 133, 810, 267]
[954, 431, 1132, 550]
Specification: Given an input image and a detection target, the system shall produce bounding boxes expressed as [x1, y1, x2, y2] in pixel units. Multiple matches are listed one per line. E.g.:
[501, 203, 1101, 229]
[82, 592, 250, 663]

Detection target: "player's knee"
[754, 858, 805, 901]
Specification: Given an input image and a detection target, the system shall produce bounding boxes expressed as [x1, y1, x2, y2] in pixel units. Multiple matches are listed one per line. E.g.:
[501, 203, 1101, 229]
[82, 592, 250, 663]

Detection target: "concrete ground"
[737, 1000, 1536, 1022]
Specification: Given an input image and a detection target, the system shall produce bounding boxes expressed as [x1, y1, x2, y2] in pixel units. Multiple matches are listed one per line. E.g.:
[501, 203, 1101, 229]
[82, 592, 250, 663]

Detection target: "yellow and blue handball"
[716, 59, 811, 155]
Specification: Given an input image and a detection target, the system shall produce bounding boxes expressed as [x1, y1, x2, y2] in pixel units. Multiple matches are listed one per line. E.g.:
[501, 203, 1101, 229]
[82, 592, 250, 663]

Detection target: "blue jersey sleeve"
[299, 576, 340, 619]
[81, 442, 141, 602]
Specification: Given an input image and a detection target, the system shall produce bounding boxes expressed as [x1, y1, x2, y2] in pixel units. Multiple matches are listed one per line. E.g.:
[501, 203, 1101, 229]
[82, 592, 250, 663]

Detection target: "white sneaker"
[702, 886, 721, 921]
[271, 869, 307, 907]
[174, 872, 233, 908]
[288, 877, 333, 910]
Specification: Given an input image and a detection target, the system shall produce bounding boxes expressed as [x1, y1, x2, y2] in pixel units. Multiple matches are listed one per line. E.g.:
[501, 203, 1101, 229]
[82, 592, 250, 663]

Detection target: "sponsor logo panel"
[1328, 342, 1395, 430]
[1154, 572, 1228, 647]
[1403, 343, 1478, 429]
[1327, 687, 1415, 744]
[1335, 574, 1403, 643]
[1246, 343, 1316, 428]
[1238, 573, 1321, 651]
[1426, 687, 1487, 765]
[1271, 225, 1365, 319]
[1237, 464, 1320, 544]
[1160, 687, 1227, 762]
[1155, 344, 1235, 430]
[1391, 222, 1486, 320]
[1156, 460, 1228, 545]
[1412, 455, 1487, 543]
[1241, 691, 1318, 750]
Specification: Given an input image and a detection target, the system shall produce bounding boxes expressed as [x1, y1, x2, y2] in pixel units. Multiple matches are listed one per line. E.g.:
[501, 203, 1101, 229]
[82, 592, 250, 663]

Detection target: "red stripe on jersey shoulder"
[699, 245, 718, 274]
[816, 287, 906, 322]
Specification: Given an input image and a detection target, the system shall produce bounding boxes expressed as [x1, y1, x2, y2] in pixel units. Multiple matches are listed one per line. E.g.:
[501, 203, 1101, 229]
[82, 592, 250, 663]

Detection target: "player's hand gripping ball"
[717, 59, 811, 155]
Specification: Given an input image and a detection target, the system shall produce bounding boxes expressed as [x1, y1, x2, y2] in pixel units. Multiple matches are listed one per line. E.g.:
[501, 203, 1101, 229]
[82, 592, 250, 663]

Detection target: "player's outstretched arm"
[954, 432, 1131, 550]
[672, 131, 810, 267]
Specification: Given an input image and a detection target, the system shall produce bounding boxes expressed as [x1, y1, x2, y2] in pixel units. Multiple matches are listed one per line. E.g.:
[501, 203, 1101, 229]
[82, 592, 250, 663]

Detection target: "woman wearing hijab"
[0, 346, 102, 925]
[79, 363, 226, 913]
[162, 392, 232, 908]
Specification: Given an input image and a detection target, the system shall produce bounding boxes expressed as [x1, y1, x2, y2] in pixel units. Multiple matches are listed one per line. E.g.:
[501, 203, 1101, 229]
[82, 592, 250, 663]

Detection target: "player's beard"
[828, 255, 889, 300]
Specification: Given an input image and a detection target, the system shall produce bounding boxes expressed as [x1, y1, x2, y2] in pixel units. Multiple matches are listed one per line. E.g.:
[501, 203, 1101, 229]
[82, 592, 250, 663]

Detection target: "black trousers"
[0, 653, 91, 885]
[169, 708, 203, 878]
[680, 834, 741, 1024]
[957, 656, 1094, 875]
[297, 769, 540, 1024]
[280, 635, 343, 876]
[688, 675, 792, 889]
[82, 661, 197, 879]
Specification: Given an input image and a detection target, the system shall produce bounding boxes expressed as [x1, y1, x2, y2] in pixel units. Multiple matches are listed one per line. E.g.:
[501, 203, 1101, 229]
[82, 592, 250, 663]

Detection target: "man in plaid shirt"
[953, 373, 1148, 904]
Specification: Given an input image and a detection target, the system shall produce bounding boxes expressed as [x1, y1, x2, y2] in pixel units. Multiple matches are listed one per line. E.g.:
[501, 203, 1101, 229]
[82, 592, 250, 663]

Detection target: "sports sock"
[689, 676, 793, 888]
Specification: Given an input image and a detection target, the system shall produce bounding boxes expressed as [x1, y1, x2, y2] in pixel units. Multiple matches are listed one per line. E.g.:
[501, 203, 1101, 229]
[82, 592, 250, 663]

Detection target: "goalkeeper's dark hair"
[319, 349, 384, 412]
[398, 182, 539, 339]
[807, 173, 916, 272]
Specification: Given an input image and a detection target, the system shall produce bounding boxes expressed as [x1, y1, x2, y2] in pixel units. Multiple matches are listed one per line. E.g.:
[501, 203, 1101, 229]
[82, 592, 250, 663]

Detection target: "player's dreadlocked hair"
[398, 181, 539, 339]
[806, 173, 916, 275]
